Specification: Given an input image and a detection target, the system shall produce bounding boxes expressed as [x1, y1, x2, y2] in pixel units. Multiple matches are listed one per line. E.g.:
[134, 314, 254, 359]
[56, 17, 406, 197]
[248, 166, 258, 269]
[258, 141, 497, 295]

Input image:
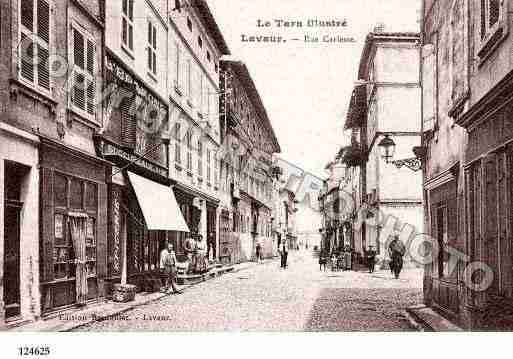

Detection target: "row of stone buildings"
[0, 0, 283, 327]
[319, 28, 424, 267]
[321, 0, 513, 330]
[420, 0, 513, 330]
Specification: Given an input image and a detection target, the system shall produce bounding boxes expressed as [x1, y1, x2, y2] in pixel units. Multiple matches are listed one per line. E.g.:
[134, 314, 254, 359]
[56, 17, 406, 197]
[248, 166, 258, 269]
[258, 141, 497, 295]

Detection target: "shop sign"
[102, 142, 167, 178]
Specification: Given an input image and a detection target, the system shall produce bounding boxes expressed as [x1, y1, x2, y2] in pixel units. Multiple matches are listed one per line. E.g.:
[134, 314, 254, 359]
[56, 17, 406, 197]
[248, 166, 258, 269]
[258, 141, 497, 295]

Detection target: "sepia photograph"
[0, 0, 512, 355]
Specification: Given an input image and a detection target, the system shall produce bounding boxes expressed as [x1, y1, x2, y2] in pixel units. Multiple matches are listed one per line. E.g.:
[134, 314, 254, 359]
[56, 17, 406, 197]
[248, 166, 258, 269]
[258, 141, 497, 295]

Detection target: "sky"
[207, 0, 420, 179]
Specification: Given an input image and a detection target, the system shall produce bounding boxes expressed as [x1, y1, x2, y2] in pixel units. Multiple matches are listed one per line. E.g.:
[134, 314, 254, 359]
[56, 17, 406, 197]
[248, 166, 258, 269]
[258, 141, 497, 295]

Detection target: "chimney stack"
[373, 23, 385, 33]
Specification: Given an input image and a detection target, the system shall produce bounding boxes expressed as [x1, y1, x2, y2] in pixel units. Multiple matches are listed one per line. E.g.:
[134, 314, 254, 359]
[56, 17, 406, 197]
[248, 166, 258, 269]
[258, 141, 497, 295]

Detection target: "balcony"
[340, 143, 366, 167]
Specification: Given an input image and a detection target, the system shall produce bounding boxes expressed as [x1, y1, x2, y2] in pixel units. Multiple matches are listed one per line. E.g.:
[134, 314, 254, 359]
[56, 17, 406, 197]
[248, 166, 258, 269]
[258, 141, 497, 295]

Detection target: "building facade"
[422, 0, 513, 329]
[218, 60, 281, 263]
[0, 0, 109, 324]
[344, 30, 423, 266]
[167, 0, 230, 262]
[274, 158, 324, 251]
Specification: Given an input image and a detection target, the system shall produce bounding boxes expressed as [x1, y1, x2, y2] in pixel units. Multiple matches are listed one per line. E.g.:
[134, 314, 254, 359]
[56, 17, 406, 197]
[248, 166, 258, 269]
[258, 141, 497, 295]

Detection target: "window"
[121, 0, 134, 51]
[147, 21, 157, 75]
[207, 149, 211, 183]
[70, 26, 96, 117]
[174, 122, 181, 164]
[214, 63, 218, 73]
[197, 140, 203, 177]
[198, 35, 203, 48]
[199, 74, 205, 115]
[186, 59, 192, 100]
[215, 158, 219, 188]
[207, 51, 211, 62]
[481, 0, 501, 40]
[19, 0, 51, 92]
[53, 174, 97, 280]
[186, 131, 192, 171]
[187, 17, 192, 31]
[174, 42, 182, 92]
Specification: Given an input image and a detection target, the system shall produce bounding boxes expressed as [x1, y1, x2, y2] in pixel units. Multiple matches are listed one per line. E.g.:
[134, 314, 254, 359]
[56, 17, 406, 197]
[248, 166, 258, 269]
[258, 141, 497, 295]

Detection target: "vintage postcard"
[0, 0, 511, 356]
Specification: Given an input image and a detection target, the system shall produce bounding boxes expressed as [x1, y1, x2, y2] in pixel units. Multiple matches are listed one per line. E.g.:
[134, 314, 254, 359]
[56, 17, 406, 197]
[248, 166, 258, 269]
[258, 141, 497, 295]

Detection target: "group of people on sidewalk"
[319, 246, 353, 272]
[158, 234, 213, 295]
[318, 235, 406, 279]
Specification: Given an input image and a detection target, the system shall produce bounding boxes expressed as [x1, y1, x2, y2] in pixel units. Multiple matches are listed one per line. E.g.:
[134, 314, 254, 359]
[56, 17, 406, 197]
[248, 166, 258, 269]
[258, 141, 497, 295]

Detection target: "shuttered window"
[120, 91, 136, 149]
[19, 0, 51, 92]
[147, 21, 157, 75]
[186, 59, 192, 101]
[121, 0, 134, 51]
[197, 140, 203, 177]
[71, 26, 96, 118]
[174, 122, 181, 164]
[186, 131, 192, 171]
[207, 149, 211, 183]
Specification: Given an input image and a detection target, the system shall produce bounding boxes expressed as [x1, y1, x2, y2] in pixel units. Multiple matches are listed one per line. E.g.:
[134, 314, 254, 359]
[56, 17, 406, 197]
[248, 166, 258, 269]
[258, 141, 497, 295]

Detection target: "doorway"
[3, 161, 29, 319]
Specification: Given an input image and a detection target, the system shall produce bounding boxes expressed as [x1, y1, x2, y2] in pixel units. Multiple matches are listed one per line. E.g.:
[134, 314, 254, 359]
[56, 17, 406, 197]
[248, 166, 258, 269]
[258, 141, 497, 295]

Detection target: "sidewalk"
[405, 304, 463, 332]
[8, 259, 273, 332]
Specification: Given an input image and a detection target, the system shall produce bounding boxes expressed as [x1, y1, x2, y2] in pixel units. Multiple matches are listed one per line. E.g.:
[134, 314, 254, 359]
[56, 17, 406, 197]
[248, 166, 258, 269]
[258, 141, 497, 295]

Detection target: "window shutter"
[20, 33, 35, 82]
[37, 0, 50, 44]
[120, 90, 136, 149]
[73, 73, 86, 110]
[74, 30, 84, 69]
[86, 40, 94, 74]
[422, 44, 435, 132]
[21, 0, 34, 31]
[86, 78, 95, 115]
[37, 44, 50, 89]
[172, 42, 178, 87]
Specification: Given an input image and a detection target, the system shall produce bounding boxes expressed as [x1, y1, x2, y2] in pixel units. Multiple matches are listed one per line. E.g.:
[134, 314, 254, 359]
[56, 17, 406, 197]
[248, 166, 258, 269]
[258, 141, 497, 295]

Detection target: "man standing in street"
[256, 242, 262, 263]
[160, 242, 181, 294]
[280, 240, 288, 269]
[388, 236, 406, 279]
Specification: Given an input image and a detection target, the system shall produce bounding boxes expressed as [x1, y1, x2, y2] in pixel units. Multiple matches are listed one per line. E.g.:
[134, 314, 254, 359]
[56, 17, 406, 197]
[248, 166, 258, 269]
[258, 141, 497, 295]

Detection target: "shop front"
[38, 137, 108, 314]
[171, 185, 219, 265]
[97, 53, 189, 295]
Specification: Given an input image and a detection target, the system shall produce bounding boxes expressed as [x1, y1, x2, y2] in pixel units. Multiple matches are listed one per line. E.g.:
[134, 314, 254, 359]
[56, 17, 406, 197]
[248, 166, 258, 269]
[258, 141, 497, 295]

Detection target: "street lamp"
[377, 134, 426, 172]
[377, 134, 396, 163]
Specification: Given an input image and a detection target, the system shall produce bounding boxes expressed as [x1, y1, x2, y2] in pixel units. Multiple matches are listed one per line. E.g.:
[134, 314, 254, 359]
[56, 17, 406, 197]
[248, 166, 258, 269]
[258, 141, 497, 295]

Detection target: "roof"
[275, 157, 324, 183]
[344, 84, 367, 129]
[222, 60, 281, 153]
[192, 0, 231, 55]
[358, 32, 420, 79]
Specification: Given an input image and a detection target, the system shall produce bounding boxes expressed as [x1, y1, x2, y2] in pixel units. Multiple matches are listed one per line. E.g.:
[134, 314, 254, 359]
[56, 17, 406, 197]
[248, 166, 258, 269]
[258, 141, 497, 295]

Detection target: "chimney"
[373, 23, 385, 33]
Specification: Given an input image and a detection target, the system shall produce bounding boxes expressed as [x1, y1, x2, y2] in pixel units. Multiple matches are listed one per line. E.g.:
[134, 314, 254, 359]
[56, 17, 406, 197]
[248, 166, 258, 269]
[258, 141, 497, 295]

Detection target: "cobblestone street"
[74, 251, 422, 332]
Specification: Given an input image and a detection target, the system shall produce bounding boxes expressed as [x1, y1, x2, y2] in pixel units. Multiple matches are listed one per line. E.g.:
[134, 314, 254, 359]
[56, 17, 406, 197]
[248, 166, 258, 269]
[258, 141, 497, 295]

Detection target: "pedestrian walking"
[256, 243, 262, 263]
[388, 236, 406, 279]
[280, 242, 288, 269]
[160, 243, 181, 294]
[366, 246, 377, 273]
[319, 252, 327, 271]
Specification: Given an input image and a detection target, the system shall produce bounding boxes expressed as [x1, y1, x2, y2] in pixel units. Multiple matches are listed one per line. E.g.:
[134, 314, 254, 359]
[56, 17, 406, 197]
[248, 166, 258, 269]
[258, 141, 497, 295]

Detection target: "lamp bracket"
[390, 157, 422, 172]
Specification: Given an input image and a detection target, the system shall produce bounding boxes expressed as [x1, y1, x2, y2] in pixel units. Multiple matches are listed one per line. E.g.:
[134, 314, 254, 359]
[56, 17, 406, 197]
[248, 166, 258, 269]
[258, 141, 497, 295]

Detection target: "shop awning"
[127, 171, 190, 232]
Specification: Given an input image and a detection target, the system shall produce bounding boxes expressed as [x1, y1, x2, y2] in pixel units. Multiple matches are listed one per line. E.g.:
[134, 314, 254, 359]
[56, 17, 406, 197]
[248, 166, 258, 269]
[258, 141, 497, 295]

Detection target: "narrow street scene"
[1, 0, 513, 342]
[74, 251, 421, 331]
